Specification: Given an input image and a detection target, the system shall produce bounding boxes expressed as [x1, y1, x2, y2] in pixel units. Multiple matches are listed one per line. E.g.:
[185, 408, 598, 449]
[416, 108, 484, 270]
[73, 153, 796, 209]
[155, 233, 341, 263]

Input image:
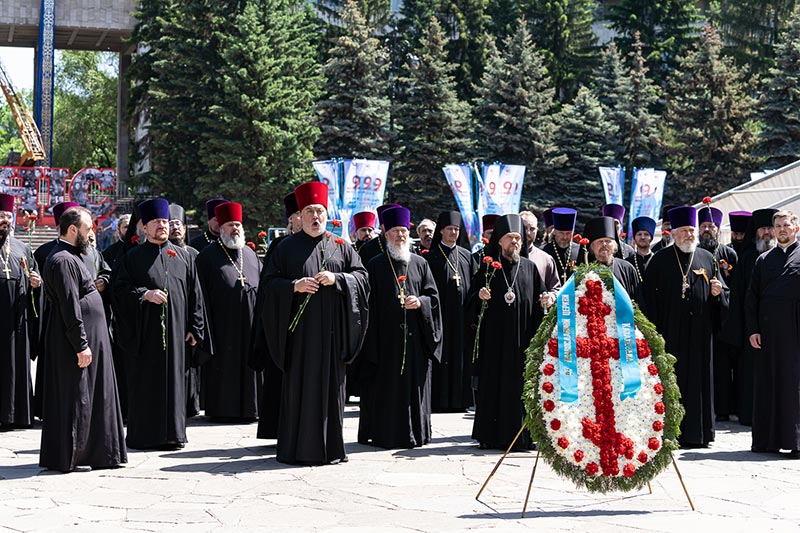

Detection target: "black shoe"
[751, 447, 779, 453]
[787, 450, 800, 459]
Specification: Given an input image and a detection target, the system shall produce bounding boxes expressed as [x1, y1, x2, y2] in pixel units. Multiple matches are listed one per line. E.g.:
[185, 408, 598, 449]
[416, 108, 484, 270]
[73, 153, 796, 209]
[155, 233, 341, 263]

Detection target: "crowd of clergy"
[1, 180, 799, 473]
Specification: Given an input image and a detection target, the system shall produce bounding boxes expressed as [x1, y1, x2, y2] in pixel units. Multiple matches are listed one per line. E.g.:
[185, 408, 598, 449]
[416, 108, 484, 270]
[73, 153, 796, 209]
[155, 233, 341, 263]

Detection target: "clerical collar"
[778, 241, 798, 253]
[440, 242, 455, 251]
[58, 238, 80, 254]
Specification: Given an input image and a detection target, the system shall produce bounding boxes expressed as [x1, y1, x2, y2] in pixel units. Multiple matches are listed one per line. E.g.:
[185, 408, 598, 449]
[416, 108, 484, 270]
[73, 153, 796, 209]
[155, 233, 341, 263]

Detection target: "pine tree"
[315, 0, 392, 160]
[547, 87, 618, 225]
[196, 0, 321, 230]
[756, 7, 800, 170]
[392, 17, 474, 219]
[619, 33, 661, 171]
[593, 41, 631, 160]
[660, 25, 760, 204]
[523, 0, 600, 102]
[717, 0, 798, 75]
[472, 23, 562, 172]
[608, 0, 700, 87]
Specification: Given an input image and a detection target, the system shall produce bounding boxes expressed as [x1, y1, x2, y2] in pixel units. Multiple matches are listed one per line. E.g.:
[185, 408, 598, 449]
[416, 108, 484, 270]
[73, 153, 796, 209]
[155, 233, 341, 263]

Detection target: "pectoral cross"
[239, 272, 246, 286]
[2, 263, 10, 279]
[398, 286, 406, 307]
[681, 281, 690, 299]
[452, 272, 461, 287]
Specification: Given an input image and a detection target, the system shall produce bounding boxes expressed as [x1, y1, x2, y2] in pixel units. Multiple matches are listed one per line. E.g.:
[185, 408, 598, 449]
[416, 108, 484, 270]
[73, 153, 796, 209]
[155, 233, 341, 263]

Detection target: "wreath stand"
[475, 424, 696, 518]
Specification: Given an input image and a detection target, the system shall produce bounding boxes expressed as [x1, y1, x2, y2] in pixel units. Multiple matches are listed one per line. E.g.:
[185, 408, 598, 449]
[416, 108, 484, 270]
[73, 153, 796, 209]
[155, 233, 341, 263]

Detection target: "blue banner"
[556, 276, 578, 404]
[599, 166, 625, 206]
[613, 276, 640, 400]
[628, 168, 666, 235]
[443, 164, 480, 247]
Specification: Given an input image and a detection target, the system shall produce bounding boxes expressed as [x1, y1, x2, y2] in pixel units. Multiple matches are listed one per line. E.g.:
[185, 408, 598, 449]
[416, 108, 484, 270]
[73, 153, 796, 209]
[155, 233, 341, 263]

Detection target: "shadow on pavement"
[160, 456, 296, 474]
[0, 463, 47, 480]
[679, 450, 786, 462]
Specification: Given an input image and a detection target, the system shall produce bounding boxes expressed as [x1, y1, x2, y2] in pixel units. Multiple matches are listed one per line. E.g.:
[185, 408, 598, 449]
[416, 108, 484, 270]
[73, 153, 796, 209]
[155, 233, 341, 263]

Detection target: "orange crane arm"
[0, 58, 46, 166]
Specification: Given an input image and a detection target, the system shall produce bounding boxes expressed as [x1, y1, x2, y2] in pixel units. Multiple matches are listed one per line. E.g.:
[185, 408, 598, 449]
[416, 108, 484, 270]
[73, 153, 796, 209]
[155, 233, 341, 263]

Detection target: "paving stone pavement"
[1, 408, 799, 532]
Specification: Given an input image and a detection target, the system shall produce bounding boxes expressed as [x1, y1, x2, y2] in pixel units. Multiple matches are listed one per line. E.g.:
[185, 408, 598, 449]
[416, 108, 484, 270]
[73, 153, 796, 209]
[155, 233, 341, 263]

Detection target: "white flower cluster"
[539, 272, 665, 476]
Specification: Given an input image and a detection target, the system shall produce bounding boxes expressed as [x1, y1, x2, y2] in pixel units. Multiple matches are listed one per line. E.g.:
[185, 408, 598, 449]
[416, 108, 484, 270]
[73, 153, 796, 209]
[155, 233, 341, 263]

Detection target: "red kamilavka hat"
[215, 201, 243, 226]
[294, 181, 328, 211]
[352, 211, 377, 229]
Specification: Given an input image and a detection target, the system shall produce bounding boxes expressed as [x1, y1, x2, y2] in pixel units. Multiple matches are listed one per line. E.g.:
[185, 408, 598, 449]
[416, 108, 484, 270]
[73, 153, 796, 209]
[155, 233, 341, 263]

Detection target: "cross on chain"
[452, 272, 461, 287]
[574, 280, 634, 476]
[2, 263, 10, 279]
[397, 286, 406, 306]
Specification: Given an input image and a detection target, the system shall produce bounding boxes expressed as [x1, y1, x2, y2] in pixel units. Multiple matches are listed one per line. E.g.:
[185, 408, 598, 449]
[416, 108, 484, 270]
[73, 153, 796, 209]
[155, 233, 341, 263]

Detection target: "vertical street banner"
[312, 160, 341, 221]
[599, 166, 625, 206]
[477, 163, 525, 217]
[628, 168, 666, 234]
[442, 164, 479, 246]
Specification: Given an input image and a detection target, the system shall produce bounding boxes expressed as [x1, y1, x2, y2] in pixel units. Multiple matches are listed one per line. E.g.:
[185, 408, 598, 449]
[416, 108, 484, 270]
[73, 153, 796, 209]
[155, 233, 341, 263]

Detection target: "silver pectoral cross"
[2, 264, 10, 279]
[681, 280, 690, 299]
[453, 272, 461, 287]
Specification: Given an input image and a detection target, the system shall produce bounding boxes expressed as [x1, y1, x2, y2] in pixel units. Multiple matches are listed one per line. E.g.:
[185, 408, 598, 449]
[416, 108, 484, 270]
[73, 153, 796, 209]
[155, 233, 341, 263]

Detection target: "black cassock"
[188, 230, 218, 254]
[262, 232, 369, 465]
[470, 256, 543, 450]
[708, 244, 739, 419]
[425, 243, 476, 411]
[543, 241, 582, 285]
[177, 244, 202, 419]
[626, 251, 653, 284]
[39, 241, 126, 471]
[641, 246, 728, 446]
[0, 236, 36, 428]
[196, 241, 263, 419]
[360, 253, 442, 448]
[112, 241, 204, 449]
[606, 258, 640, 303]
[722, 242, 759, 425]
[745, 242, 800, 451]
[357, 234, 385, 266]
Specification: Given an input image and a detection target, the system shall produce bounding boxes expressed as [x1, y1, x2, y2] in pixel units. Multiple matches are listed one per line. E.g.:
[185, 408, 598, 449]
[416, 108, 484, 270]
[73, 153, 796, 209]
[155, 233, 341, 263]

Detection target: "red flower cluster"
[647, 364, 659, 376]
[702, 196, 712, 205]
[483, 255, 493, 264]
[542, 363, 555, 376]
[334, 237, 346, 245]
[636, 338, 651, 358]
[585, 462, 599, 475]
[397, 275, 407, 282]
[548, 338, 559, 358]
[653, 383, 664, 395]
[481, 237, 490, 244]
[166, 249, 178, 257]
[550, 419, 561, 430]
[619, 232, 627, 240]
[623, 464, 636, 477]
[543, 400, 555, 412]
[654, 402, 665, 415]
[653, 420, 664, 432]
[420, 248, 429, 254]
[491, 261, 502, 270]
[131, 235, 139, 244]
[574, 450, 584, 463]
[558, 437, 570, 449]
[638, 451, 649, 463]
[258, 231, 267, 239]
[572, 234, 583, 243]
[648, 437, 660, 451]
[580, 238, 590, 246]
[330, 220, 342, 228]
[542, 382, 554, 394]
[246, 241, 256, 250]
[662, 230, 671, 236]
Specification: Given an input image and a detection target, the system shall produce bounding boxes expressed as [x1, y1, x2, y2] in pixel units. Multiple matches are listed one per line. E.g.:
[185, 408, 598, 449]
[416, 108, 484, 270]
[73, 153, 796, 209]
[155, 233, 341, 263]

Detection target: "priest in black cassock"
[724, 209, 773, 426]
[584, 216, 640, 300]
[626, 216, 656, 284]
[543, 207, 582, 285]
[263, 192, 300, 266]
[520, 211, 561, 306]
[0, 193, 39, 430]
[728, 211, 752, 255]
[188, 198, 229, 253]
[470, 215, 544, 450]
[351, 211, 377, 252]
[359, 206, 442, 448]
[698, 204, 739, 422]
[651, 204, 677, 253]
[423, 210, 473, 412]
[112, 198, 205, 450]
[746, 210, 800, 456]
[358, 203, 400, 266]
[262, 181, 369, 465]
[602, 204, 635, 259]
[39, 206, 126, 472]
[641, 206, 728, 448]
[196, 201, 263, 421]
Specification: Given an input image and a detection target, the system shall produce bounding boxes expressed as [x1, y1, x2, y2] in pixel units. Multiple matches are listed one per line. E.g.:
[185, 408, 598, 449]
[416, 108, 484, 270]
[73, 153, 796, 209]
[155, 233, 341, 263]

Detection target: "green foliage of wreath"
[522, 263, 685, 493]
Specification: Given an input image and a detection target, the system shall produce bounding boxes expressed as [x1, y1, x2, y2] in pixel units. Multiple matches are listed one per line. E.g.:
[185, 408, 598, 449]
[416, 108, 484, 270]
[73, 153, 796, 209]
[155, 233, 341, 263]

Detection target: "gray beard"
[503, 250, 520, 263]
[699, 234, 718, 252]
[387, 241, 411, 264]
[677, 239, 698, 254]
[221, 232, 245, 250]
[756, 237, 777, 253]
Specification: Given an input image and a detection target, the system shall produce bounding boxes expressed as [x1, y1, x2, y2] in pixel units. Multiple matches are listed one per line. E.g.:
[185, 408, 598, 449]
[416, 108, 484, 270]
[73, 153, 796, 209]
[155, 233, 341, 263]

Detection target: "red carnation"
[653, 383, 664, 395]
[557, 437, 569, 449]
[334, 237, 345, 245]
[550, 419, 561, 431]
[258, 231, 267, 239]
[246, 241, 256, 250]
[653, 420, 664, 432]
[638, 451, 649, 463]
[131, 235, 139, 244]
[543, 400, 555, 412]
[648, 437, 660, 451]
[654, 402, 665, 415]
[481, 237, 489, 244]
[409, 222, 415, 227]
[28, 214, 37, 222]
[623, 464, 636, 477]
[325, 232, 332, 238]
[702, 196, 712, 205]
[331, 219, 342, 228]
[572, 234, 582, 243]
[420, 248, 429, 254]
[585, 462, 599, 475]
[542, 382, 554, 394]
[397, 275, 407, 282]
[619, 232, 627, 239]
[662, 230, 670, 236]
[580, 238, 590, 246]
[491, 261, 502, 270]
[166, 249, 178, 257]
[647, 364, 659, 376]
[574, 450, 584, 463]
[542, 363, 555, 376]
[483, 256, 493, 264]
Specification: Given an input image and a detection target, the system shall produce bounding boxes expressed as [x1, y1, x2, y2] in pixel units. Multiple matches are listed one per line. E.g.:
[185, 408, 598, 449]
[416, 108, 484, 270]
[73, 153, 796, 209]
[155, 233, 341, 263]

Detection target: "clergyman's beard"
[76, 232, 90, 254]
[169, 236, 186, 247]
[221, 232, 245, 250]
[698, 234, 718, 252]
[676, 236, 698, 254]
[503, 248, 520, 263]
[387, 240, 411, 264]
[756, 236, 776, 253]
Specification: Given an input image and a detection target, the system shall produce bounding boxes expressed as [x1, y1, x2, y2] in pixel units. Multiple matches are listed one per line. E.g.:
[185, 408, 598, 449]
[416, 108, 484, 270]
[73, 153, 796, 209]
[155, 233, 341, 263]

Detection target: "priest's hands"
[95, 278, 106, 292]
[315, 271, 335, 286]
[143, 289, 168, 304]
[185, 332, 197, 346]
[709, 278, 722, 297]
[540, 293, 555, 309]
[749, 334, 761, 349]
[29, 271, 41, 289]
[294, 277, 319, 293]
[76, 348, 92, 368]
[479, 287, 491, 301]
[403, 295, 421, 310]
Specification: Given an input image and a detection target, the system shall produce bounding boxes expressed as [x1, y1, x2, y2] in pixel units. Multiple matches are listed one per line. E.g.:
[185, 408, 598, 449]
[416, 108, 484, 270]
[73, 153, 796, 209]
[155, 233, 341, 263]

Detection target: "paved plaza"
[1, 407, 799, 532]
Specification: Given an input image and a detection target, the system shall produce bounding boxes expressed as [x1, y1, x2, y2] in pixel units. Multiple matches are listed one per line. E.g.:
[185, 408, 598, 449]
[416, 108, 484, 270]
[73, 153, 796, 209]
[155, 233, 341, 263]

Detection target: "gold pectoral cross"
[398, 286, 406, 306]
[453, 272, 461, 287]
